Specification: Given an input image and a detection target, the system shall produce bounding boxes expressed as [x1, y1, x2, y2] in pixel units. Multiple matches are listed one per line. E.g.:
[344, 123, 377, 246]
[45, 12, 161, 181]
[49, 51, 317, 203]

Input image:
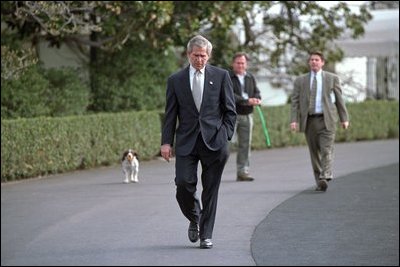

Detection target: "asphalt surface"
[1, 139, 399, 266]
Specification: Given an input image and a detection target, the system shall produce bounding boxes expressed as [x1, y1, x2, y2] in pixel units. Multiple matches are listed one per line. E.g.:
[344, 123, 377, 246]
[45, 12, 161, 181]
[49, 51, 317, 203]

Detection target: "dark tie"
[308, 74, 317, 115]
[192, 70, 202, 111]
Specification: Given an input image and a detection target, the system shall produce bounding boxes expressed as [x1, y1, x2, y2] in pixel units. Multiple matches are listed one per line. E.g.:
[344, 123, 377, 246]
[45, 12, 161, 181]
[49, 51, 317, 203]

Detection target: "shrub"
[42, 67, 90, 117]
[1, 65, 50, 118]
[1, 65, 90, 119]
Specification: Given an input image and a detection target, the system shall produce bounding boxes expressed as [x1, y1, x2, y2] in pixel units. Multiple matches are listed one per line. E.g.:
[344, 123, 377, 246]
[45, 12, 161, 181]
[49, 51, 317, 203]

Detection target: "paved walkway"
[252, 163, 399, 266]
[1, 139, 399, 266]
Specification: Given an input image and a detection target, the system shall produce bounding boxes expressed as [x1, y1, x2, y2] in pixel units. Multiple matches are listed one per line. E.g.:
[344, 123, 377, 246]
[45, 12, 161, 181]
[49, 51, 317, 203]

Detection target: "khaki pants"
[233, 114, 253, 176]
[305, 115, 335, 186]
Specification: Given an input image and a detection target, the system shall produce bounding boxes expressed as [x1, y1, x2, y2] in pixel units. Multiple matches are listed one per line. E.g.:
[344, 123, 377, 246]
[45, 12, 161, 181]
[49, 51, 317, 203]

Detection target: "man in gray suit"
[161, 35, 236, 248]
[290, 51, 349, 192]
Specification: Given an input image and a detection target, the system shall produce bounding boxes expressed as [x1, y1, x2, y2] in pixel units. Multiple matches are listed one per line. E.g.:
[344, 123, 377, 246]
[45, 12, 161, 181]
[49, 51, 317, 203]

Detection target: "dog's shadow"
[96, 181, 140, 186]
[147, 244, 200, 250]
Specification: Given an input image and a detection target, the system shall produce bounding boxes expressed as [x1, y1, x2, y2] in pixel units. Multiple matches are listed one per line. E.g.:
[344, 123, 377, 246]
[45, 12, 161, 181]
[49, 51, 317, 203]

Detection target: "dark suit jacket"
[290, 70, 349, 132]
[162, 64, 237, 156]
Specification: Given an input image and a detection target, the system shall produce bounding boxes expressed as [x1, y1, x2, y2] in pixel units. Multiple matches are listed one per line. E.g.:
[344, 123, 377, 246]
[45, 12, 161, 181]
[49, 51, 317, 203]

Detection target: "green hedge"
[1, 111, 161, 182]
[1, 100, 399, 182]
[251, 100, 399, 149]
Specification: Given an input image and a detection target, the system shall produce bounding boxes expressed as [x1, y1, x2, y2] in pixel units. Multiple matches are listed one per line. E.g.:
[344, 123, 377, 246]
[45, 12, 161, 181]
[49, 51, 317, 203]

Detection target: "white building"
[335, 8, 399, 101]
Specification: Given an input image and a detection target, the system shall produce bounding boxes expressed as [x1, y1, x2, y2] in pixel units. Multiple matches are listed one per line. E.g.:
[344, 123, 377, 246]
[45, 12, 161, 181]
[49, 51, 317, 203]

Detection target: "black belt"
[308, 113, 323, 117]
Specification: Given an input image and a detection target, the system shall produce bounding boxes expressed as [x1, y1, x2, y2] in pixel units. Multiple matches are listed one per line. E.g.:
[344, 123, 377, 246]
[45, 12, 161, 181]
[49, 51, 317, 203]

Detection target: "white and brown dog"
[121, 149, 139, 183]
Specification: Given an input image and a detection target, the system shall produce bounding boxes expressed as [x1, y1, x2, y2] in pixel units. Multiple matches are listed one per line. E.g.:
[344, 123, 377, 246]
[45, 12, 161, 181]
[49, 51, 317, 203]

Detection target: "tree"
[1, 1, 372, 114]
[161, 1, 372, 93]
[2, 1, 372, 74]
[1, 1, 174, 79]
[1, 1, 174, 50]
[1, 1, 177, 114]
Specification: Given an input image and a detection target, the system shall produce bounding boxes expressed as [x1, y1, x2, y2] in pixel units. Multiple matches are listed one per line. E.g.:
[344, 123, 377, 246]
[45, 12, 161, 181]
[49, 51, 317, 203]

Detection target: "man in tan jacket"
[290, 51, 349, 192]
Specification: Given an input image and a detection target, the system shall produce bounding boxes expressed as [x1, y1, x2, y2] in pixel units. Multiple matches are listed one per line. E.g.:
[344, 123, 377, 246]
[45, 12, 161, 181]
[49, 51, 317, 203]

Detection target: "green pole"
[255, 105, 271, 147]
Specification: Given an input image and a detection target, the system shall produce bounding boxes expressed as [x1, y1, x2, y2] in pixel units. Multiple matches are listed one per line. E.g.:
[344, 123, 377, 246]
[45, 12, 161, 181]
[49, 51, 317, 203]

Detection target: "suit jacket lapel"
[202, 65, 215, 106]
[181, 66, 191, 94]
[304, 73, 311, 99]
[321, 71, 327, 95]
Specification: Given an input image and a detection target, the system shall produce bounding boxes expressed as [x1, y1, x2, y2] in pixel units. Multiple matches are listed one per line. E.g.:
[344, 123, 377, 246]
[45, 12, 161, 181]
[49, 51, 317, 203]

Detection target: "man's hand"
[341, 121, 349, 129]
[160, 144, 172, 162]
[248, 98, 261, 106]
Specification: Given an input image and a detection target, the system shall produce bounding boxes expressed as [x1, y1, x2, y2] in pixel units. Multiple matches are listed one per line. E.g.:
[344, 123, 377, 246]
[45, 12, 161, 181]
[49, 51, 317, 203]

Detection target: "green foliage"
[251, 105, 307, 149]
[1, 111, 162, 182]
[261, 1, 372, 75]
[1, 1, 374, 115]
[1, 65, 90, 119]
[90, 41, 177, 112]
[2, 100, 397, 182]
[1, 65, 51, 118]
[1, 1, 174, 52]
[251, 101, 399, 151]
[3, 1, 372, 71]
[1, 45, 38, 80]
[164, 1, 251, 67]
[335, 100, 399, 142]
[42, 67, 91, 117]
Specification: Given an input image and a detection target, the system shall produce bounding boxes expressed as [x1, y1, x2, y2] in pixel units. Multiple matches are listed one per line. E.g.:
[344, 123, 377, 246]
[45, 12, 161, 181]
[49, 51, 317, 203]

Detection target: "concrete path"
[1, 139, 399, 266]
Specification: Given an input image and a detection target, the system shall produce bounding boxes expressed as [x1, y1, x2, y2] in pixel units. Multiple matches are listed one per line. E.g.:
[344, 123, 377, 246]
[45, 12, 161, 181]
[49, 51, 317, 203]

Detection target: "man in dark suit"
[290, 51, 349, 192]
[160, 35, 236, 249]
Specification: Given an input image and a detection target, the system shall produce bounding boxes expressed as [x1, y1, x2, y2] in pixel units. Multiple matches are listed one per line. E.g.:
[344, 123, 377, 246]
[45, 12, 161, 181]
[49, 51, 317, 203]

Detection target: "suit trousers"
[175, 134, 229, 239]
[305, 115, 335, 185]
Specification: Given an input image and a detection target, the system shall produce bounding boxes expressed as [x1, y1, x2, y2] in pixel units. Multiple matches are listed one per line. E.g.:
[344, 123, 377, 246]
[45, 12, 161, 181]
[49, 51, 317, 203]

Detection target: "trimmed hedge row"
[1, 100, 399, 182]
[251, 100, 399, 149]
[1, 111, 161, 182]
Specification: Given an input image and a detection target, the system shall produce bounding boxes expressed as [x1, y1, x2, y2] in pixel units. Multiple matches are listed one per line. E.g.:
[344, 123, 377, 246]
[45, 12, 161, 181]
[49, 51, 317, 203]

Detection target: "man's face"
[188, 46, 209, 70]
[232, 55, 247, 75]
[308, 54, 325, 73]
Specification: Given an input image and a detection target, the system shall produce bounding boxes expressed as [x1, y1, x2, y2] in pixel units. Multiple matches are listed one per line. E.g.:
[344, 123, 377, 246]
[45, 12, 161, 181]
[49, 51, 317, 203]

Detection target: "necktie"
[308, 74, 317, 115]
[192, 70, 202, 111]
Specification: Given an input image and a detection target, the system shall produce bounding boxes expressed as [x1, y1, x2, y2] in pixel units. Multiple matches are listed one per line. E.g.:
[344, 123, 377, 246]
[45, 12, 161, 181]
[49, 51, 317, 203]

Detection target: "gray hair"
[187, 35, 213, 56]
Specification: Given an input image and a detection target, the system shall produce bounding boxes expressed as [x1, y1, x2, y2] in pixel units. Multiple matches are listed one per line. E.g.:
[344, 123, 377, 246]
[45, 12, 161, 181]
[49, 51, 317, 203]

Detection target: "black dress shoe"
[188, 222, 199, 243]
[200, 238, 213, 249]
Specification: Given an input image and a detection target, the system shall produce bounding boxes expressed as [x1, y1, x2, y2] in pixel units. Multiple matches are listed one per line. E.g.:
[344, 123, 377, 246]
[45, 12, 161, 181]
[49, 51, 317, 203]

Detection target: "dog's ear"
[133, 151, 139, 161]
[122, 151, 128, 161]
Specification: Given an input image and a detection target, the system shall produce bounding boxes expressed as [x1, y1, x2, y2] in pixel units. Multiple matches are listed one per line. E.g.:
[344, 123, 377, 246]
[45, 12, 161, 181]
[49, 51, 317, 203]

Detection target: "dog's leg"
[130, 169, 136, 183]
[133, 169, 139, 183]
[124, 172, 129, 184]
[132, 163, 139, 182]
